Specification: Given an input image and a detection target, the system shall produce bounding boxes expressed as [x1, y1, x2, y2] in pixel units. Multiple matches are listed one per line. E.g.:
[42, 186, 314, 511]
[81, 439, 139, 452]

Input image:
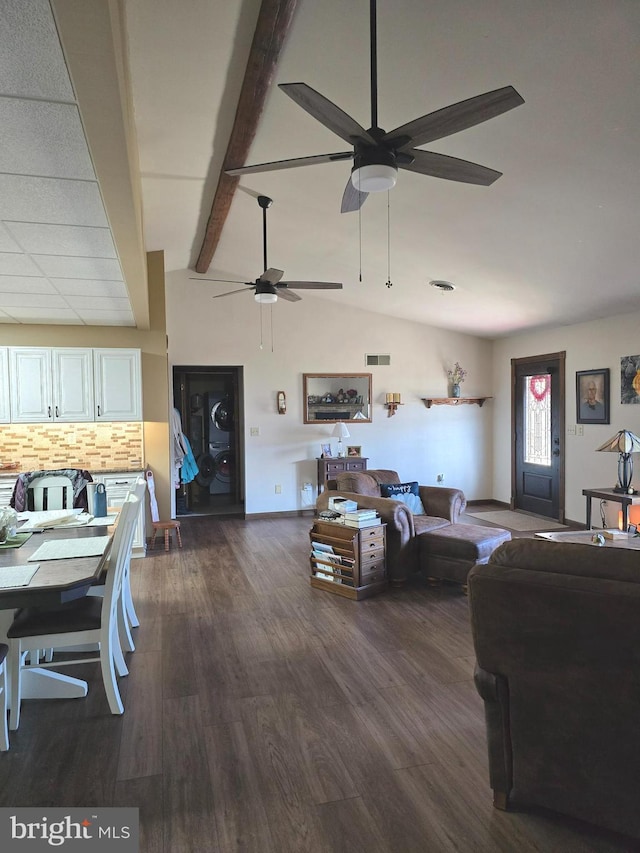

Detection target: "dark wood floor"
[0, 511, 635, 852]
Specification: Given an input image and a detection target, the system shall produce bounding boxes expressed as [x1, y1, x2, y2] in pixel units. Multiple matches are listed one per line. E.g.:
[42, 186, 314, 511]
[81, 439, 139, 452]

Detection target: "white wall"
[166, 271, 494, 513]
[492, 310, 640, 526]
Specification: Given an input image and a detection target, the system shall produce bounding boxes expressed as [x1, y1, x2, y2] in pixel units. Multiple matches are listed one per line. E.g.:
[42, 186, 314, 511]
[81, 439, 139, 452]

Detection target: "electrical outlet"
[275, 484, 282, 494]
[576, 424, 584, 436]
[250, 427, 260, 436]
[436, 473, 445, 483]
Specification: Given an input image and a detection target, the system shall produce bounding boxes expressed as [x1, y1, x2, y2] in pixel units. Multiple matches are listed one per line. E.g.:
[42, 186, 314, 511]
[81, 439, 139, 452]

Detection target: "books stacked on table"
[343, 508, 381, 528]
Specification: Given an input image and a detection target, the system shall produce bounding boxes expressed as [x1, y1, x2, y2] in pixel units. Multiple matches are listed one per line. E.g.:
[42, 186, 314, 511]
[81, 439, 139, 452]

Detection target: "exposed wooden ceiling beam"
[195, 0, 299, 273]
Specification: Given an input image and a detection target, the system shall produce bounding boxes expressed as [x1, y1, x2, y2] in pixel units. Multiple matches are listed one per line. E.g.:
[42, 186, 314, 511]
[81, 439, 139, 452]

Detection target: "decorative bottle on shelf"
[451, 384, 461, 398]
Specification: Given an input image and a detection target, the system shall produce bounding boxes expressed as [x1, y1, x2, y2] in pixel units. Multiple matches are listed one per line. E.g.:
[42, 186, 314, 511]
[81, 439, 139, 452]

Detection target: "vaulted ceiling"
[4, 1, 640, 337]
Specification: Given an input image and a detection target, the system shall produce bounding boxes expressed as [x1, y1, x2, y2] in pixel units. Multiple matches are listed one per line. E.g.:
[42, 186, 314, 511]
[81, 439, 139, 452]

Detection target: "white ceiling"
[0, 0, 135, 326]
[5, 1, 640, 337]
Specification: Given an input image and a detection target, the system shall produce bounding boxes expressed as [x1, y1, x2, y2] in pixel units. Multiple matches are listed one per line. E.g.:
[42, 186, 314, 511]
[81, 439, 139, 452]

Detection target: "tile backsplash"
[0, 422, 144, 472]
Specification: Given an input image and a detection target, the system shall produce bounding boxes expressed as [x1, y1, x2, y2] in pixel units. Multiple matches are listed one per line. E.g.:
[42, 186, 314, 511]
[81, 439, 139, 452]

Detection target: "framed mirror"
[303, 373, 372, 424]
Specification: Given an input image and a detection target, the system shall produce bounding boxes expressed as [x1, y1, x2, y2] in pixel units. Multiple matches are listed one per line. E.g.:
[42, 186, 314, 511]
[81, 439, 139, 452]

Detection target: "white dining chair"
[88, 476, 146, 658]
[7, 491, 141, 730]
[26, 474, 74, 512]
[0, 643, 8, 750]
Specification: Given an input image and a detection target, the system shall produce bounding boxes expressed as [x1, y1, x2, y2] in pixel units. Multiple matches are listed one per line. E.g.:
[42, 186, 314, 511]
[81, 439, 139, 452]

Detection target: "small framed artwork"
[347, 445, 362, 457]
[320, 443, 332, 458]
[576, 368, 609, 424]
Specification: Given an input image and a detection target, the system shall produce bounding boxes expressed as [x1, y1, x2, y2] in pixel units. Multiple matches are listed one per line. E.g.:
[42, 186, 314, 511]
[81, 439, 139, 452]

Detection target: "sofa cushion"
[380, 481, 426, 515]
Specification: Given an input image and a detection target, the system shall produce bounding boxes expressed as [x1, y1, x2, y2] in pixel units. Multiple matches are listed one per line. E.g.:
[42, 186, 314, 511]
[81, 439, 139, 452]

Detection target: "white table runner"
[28, 535, 111, 562]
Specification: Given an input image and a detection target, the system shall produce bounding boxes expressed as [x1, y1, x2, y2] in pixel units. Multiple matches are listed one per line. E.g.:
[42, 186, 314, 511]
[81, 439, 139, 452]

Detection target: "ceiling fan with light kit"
[190, 195, 343, 303]
[226, 0, 525, 213]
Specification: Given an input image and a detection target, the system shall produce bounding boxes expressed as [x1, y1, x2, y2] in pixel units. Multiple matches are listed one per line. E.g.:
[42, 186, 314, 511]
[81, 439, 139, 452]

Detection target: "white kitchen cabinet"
[0, 348, 10, 423]
[93, 471, 146, 556]
[9, 347, 93, 423]
[93, 349, 142, 422]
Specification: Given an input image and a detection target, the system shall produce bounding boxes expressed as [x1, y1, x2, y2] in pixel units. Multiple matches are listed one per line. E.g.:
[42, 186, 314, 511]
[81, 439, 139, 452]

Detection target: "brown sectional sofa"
[469, 538, 640, 839]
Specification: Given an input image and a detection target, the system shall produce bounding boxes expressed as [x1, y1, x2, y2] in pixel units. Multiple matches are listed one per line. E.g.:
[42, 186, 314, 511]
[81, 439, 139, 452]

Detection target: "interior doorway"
[512, 352, 566, 522]
[172, 366, 244, 517]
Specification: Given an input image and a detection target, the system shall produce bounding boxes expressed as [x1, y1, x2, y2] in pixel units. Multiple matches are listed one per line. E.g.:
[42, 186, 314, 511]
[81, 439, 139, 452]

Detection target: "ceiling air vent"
[366, 354, 391, 366]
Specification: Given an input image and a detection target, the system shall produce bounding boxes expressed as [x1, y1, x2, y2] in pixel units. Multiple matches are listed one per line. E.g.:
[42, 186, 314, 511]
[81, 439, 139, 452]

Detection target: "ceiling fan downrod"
[369, 0, 378, 130]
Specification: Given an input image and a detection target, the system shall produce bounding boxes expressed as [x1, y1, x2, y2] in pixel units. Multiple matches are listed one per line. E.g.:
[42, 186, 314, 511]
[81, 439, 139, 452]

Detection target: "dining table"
[0, 515, 116, 705]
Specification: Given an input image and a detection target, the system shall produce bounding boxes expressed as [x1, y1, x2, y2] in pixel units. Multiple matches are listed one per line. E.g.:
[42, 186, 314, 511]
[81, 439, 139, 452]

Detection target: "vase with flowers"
[447, 362, 467, 398]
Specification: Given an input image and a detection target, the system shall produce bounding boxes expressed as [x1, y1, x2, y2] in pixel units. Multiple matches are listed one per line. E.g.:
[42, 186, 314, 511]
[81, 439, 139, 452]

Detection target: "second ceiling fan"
[191, 195, 343, 303]
[227, 0, 524, 213]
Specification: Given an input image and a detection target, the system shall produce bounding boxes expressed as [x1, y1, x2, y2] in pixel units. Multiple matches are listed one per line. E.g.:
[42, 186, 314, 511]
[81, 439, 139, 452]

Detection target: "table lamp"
[596, 429, 640, 493]
[332, 421, 350, 458]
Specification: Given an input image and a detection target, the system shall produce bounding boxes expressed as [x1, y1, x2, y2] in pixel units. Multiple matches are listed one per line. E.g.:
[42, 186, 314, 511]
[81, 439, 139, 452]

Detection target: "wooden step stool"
[150, 520, 182, 552]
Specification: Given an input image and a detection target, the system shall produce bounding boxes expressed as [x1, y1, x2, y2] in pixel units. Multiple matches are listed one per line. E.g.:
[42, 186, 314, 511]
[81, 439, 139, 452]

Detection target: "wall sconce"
[384, 393, 403, 417]
[277, 391, 286, 414]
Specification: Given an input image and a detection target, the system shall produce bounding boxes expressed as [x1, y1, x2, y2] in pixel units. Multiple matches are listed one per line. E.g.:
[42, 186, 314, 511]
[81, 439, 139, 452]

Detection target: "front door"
[512, 352, 565, 521]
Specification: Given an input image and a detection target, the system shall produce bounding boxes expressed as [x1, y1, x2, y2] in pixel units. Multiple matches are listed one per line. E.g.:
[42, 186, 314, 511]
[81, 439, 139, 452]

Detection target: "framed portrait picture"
[347, 446, 362, 457]
[576, 368, 609, 424]
[320, 443, 332, 458]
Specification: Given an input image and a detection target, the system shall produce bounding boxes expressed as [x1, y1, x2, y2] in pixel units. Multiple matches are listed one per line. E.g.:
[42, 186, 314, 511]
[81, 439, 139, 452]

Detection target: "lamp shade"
[332, 421, 350, 440]
[595, 430, 640, 453]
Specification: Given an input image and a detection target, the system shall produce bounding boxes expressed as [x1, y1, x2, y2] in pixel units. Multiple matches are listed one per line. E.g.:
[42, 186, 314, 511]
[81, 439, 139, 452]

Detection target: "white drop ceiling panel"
[0, 223, 21, 253]
[0, 253, 44, 276]
[0, 98, 96, 180]
[0, 276, 56, 294]
[0, 292, 66, 308]
[33, 255, 123, 280]
[65, 296, 132, 314]
[0, 175, 108, 227]
[0, 0, 75, 101]
[5, 222, 117, 257]
[50, 279, 128, 298]
[3, 306, 83, 324]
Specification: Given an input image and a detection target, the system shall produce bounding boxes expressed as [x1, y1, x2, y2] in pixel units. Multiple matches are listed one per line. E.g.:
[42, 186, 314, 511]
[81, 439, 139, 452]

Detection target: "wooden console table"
[317, 457, 368, 493]
[582, 487, 639, 530]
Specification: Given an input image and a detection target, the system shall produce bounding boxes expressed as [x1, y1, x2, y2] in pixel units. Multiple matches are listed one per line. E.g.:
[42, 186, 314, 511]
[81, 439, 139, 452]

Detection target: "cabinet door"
[9, 348, 53, 422]
[0, 348, 10, 423]
[93, 349, 142, 421]
[51, 349, 94, 422]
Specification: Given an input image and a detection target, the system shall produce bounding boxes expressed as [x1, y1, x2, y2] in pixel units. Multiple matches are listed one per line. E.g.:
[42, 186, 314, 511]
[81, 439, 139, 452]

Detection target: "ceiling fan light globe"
[351, 163, 397, 192]
[254, 291, 278, 304]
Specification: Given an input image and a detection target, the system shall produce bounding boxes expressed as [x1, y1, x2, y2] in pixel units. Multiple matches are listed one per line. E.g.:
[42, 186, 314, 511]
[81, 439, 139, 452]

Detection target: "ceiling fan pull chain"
[358, 170, 363, 282]
[386, 190, 392, 288]
[259, 302, 264, 350]
[270, 304, 274, 352]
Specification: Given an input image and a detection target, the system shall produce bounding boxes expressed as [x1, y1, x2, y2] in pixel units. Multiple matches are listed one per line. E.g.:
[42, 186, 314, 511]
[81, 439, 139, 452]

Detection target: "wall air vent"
[365, 354, 391, 366]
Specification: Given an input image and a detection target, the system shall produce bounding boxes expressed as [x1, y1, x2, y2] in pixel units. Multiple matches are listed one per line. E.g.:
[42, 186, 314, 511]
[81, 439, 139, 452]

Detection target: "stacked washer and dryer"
[194, 392, 234, 497]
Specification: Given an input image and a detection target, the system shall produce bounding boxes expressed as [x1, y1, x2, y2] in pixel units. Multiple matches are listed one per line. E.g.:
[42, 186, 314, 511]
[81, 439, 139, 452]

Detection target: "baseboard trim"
[246, 509, 316, 520]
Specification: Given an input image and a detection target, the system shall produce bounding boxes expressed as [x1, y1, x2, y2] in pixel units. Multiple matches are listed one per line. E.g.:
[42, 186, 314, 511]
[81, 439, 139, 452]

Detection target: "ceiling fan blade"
[400, 149, 502, 186]
[281, 282, 343, 290]
[275, 288, 302, 302]
[259, 268, 284, 285]
[341, 178, 368, 213]
[383, 86, 525, 150]
[279, 83, 376, 146]
[212, 288, 253, 299]
[226, 151, 353, 176]
[190, 277, 247, 284]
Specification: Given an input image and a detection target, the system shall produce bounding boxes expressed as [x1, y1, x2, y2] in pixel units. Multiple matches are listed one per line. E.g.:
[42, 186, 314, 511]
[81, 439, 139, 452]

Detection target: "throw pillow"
[379, 481, 426, 515]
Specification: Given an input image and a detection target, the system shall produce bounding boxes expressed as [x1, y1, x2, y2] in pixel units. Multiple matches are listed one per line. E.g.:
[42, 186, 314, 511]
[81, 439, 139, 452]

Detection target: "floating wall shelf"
[422, 397, 492, 409]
